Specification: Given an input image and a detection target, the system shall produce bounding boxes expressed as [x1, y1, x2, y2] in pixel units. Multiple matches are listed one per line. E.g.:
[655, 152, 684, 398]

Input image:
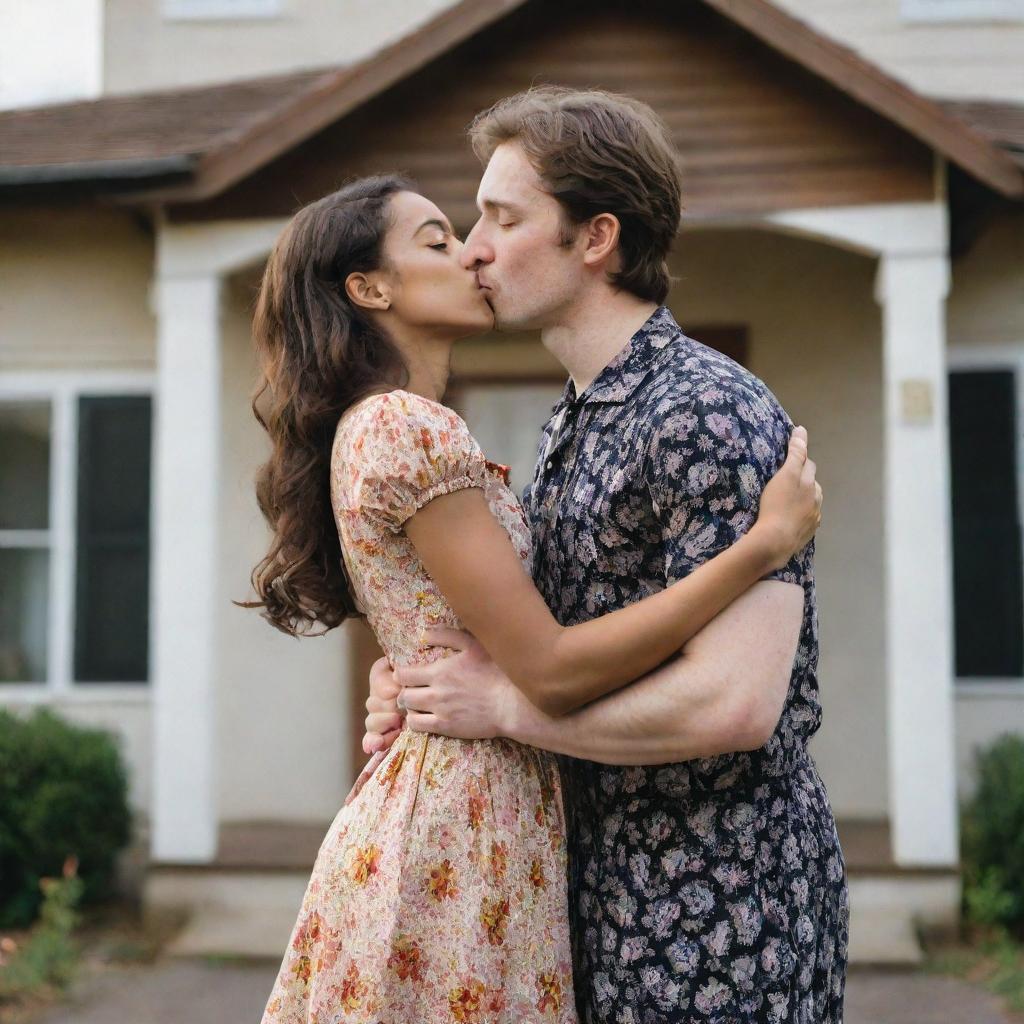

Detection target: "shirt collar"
[553, 305, 683, 412]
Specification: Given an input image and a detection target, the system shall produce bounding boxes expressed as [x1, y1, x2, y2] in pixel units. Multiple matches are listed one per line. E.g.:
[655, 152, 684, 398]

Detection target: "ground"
[3, 901, 1021, 1024]
[8, 959, 1021, 1024]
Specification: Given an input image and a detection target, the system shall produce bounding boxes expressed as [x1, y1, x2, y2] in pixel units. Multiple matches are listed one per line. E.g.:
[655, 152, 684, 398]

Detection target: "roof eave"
[0, 154, 197, 188]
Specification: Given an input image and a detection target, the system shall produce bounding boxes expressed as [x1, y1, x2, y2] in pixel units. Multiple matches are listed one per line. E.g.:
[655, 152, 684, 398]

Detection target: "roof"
[936, 98, 1024, 163]
[0, 69, 331, 184]
[0, 0, 1021, 201]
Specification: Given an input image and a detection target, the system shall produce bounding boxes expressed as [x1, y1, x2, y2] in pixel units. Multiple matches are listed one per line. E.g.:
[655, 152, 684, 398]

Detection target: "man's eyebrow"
[479, 198, 525, 216]
[413, 217, 454, 238]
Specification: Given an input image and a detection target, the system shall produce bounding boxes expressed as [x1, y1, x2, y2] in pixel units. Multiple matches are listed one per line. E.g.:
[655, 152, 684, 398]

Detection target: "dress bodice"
[330, 389, 533, 665]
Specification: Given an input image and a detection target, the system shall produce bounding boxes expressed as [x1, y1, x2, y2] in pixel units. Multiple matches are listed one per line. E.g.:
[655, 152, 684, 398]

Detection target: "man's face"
[460, 142, 586, 332]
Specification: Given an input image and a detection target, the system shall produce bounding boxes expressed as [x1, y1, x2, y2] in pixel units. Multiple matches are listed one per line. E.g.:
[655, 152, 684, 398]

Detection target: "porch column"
[150, 271, 222, 862]
[875, 246, 958, 866]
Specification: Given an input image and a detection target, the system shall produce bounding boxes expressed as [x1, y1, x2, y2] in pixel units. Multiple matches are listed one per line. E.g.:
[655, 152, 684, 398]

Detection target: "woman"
[245, 174, 821, 1023]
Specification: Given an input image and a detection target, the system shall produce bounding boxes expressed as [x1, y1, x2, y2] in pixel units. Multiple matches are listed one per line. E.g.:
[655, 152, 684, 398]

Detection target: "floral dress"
[260, 390, 576, 1024]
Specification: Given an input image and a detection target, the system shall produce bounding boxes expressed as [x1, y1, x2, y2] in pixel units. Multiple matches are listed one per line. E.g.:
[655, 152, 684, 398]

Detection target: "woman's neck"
[393, 333, 453, 404]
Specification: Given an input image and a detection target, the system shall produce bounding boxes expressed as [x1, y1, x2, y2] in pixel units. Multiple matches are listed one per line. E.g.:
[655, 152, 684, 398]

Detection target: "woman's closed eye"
[429, 241, 448, 251]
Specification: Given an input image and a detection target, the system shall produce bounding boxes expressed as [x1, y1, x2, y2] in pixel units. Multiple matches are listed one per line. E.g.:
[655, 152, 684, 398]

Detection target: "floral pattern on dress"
[260, 390, 576, 1024]
[522, 307, 850, 1023]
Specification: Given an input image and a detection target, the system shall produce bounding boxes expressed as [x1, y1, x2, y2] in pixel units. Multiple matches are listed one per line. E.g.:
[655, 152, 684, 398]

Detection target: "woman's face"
[378, 190, 494, 339]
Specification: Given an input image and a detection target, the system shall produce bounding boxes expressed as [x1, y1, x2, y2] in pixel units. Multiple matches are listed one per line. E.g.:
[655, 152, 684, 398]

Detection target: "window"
[901, 0, 1024, 22]
[0, 378, 153, 691]
[0, 402, 51, 683]
[74, 397, 152, 682]
[949, 369, 1024, 678]
[162, 0, 282, 19]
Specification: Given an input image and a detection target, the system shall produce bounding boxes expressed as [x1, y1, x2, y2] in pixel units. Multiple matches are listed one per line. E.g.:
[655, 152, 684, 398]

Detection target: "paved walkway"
[23, 960, 1019, 1023]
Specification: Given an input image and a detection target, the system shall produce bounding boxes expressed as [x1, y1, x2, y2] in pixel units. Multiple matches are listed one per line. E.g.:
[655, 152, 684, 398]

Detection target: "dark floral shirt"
[522, 307, 849, 1023]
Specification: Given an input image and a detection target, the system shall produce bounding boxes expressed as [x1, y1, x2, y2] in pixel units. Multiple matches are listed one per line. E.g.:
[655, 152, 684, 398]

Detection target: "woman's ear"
[581, 213, 621, 268]
[345, 272, 392, 311]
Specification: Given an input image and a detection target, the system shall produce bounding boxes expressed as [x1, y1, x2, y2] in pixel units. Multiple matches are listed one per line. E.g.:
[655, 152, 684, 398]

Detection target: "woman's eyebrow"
[413, 218, 454, 238]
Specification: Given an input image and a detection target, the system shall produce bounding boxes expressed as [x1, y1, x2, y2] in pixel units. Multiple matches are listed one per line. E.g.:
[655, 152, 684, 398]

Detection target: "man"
[361, 87, 848, 1023]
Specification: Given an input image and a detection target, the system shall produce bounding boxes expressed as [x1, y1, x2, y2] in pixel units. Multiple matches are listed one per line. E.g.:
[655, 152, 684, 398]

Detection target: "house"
[1, 0, 1023, 964]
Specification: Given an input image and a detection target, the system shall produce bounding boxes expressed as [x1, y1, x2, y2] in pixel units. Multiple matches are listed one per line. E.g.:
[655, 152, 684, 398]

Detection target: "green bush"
[0, 708, 132, 929]
[962, 733, 1024, 936]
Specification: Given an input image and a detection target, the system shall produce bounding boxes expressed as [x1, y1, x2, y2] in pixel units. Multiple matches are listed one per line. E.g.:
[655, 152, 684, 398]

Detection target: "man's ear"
[345, 271, 392, 311]
[581, 213, 621, 268]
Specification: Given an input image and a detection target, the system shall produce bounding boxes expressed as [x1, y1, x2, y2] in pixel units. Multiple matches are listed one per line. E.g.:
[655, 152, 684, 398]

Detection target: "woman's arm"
[404, 429, 819, 717]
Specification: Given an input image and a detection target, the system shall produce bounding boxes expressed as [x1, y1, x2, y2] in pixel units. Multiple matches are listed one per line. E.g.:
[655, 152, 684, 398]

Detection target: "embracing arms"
[402, 429, 817, 717]
[363, 577, 802, 767]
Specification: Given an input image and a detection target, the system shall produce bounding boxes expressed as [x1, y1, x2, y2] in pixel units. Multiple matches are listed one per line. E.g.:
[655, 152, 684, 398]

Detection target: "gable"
[173, 1, 936, 225]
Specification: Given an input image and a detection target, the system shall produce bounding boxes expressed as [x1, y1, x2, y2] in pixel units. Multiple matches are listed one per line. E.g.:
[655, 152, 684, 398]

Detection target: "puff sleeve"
[348, 391, 490, 534]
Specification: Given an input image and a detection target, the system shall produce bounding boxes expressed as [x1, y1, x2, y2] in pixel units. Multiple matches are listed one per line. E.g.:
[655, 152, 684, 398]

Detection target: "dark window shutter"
[949, 370, 1023, 677]
[73, 396, 152, 683]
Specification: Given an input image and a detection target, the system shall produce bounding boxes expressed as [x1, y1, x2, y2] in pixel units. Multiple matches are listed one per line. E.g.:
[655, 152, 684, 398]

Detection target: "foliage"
[0, 708, 132, 929]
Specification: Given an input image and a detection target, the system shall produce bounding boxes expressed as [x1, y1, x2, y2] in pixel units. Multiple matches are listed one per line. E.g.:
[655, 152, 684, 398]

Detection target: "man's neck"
[540, 293, 660, 396]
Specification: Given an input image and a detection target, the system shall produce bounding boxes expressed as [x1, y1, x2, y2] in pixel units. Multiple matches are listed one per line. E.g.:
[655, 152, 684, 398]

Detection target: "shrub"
[0, 708, 132, 929]
[962, 733, 1024, 936]
[0, 855, 84, 1001]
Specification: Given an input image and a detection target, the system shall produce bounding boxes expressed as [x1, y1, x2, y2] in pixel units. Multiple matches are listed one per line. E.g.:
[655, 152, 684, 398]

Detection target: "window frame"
[0, 371, 155, 703]
[901, 0, 1024, 22]
[948, 343, 1024, 697]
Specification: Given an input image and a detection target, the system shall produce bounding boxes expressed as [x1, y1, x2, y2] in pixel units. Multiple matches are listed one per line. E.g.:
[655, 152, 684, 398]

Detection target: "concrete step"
[145, 865, 959, 964]
[145, 868, 308, 958]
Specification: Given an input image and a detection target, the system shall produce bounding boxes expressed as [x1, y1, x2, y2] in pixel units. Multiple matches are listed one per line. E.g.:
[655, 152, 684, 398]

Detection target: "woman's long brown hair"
[237, 174, 414, 636]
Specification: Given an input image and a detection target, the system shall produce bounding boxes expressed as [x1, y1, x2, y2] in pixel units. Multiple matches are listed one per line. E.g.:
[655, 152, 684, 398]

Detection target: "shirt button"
[546, 460, 553, 470]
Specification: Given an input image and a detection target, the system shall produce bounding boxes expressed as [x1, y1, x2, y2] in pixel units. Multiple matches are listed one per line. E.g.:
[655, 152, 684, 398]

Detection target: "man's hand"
[397, 627, 520, 740]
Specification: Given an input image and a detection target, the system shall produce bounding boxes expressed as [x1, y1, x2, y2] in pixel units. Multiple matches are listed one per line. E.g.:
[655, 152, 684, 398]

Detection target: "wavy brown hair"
[237, 174, 414, 636]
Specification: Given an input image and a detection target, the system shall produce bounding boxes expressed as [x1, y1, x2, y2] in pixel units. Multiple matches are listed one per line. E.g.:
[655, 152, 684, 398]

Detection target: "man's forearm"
[501, 581, 800, 765]
[504, 648, 749, 765]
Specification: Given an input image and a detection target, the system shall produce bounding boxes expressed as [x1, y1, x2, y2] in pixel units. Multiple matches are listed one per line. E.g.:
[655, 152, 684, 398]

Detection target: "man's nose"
[459, 223, 491, 270]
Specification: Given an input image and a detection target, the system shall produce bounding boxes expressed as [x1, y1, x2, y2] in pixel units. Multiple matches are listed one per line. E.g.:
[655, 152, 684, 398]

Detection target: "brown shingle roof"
[0, 0, 1021, 200]
[0, 68, 333, 182]
[937, 98, 1024, 165]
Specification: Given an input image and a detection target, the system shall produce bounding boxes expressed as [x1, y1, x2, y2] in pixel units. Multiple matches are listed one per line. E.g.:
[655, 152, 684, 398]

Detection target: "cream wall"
[769, 0, 1024, 102]
[214, 270, 352, 823]
[103, 0, 455, 94]
[945, 208, 1024, 797]
[0, 208, 156, 371]
[673, 225, 889, 819]
[100, 0, 1024, 104]
[948, 208, 1024, 347]
[0, 206, 156, 819]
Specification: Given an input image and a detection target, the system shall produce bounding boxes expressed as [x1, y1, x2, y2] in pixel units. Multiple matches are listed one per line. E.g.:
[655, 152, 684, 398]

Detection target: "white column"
[875, 248, 958, 866]
[150, 273, 222, 862]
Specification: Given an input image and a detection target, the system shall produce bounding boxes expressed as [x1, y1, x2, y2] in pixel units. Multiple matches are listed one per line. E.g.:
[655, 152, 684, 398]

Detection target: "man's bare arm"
[502, 581, 802, 763]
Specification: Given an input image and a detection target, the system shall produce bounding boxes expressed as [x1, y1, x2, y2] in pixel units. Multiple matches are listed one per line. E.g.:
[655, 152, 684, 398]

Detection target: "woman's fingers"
[368, 656, 400, 700]
[788, 425, 808, 462]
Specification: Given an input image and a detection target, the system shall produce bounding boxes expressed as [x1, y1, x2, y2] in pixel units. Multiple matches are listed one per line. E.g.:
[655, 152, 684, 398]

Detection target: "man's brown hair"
[468, 86, 684, 304]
